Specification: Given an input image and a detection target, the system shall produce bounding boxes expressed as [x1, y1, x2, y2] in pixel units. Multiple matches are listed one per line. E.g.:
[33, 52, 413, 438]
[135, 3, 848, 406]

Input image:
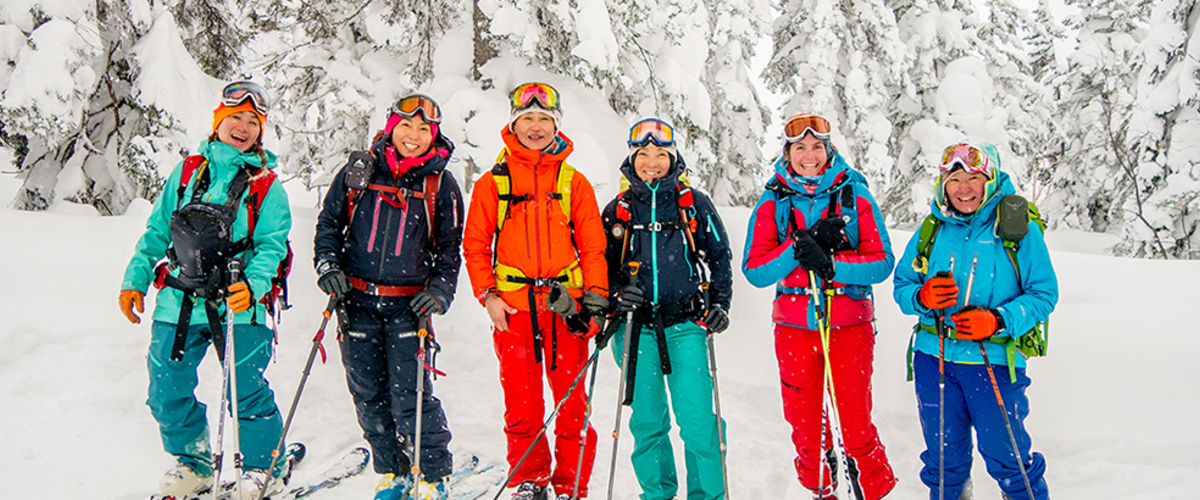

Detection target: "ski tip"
[287, 442, 308, 462]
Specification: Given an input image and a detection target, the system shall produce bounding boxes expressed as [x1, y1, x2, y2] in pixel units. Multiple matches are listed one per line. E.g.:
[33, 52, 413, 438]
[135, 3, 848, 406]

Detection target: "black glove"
[615, 285, 645, 314]
[808, 217, 851, 253]
[702, 306, 730, 334]
[410, 289, 449, 318]
[793, 232, 835, 280]
[594, 318, 621, 350]
[316, 260, 350, 296]
[545, 281, 578, 317]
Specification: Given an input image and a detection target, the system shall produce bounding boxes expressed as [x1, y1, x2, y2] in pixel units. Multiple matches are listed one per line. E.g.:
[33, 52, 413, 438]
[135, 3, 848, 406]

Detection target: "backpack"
[152, 155, 292, 360]
[610, 174, 700, 269]
[491, 157, 575, 232]
[910, 194, 1049, 380]
[342, 149, 443, 242]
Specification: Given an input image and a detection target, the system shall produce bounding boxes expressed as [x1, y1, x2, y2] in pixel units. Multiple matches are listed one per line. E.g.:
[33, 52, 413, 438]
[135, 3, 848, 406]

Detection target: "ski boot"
[374, 473, 415, 500]
[411, 477, 450, 500]
[159, 462, 213, 498]
[512, 481, 548, 500]
[234, 468, 286, 500]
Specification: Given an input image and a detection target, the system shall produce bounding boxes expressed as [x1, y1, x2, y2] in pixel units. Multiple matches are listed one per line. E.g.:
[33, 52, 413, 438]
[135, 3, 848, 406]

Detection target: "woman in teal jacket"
[892, 141, 1057, 500]
[119, 81, 292, 499]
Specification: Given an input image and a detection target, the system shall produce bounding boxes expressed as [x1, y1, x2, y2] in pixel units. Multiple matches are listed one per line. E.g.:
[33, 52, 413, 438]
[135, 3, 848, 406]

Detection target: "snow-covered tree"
[1, 1, 195, 214]
[762, 0, 911, 216]
[1117, 0, 1200, 258]
[170, 0, 248, 79]
[1051, 0, 1151, 239]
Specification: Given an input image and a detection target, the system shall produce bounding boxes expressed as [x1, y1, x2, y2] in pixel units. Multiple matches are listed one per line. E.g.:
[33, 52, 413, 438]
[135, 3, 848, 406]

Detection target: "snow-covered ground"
[1, 169, 1198, 499]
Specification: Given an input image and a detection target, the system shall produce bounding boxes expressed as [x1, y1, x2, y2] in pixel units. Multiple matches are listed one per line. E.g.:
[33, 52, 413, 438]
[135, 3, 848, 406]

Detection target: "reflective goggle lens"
[221, 81, 270, 116]
[783, 113, 832, 142]
[628, 119, 675, 147]
[391, 94, 442, 123]
[940, 144, 989, 174]
[510, 82, 560, 110]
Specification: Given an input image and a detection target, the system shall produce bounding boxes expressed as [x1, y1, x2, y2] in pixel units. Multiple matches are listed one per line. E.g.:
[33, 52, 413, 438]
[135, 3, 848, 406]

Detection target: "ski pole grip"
[228, 259, 242, 283]
[935, 270, 950, 278]
[628, 261, 640, 278]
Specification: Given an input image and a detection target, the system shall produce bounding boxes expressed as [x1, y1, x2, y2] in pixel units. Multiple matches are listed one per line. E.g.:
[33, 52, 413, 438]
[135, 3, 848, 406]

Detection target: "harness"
[490, 155, 580, 369]
[907, 194, 1049, 382]
[152, 156, 291, 362]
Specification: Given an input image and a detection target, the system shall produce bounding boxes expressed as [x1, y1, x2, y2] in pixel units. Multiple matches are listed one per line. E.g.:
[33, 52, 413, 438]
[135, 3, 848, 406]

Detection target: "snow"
[1, 167, 1198, 499]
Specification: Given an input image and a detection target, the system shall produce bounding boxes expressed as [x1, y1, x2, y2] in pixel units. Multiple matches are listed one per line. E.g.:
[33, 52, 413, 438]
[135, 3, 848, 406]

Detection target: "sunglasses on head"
[221, 81, 270, 116]
[940, 143, 991, 175]
[391, 94, 442, 124]
[628, 118, 675, 148]
[783, 113, 832, 143]
[510, 82, 560, 111]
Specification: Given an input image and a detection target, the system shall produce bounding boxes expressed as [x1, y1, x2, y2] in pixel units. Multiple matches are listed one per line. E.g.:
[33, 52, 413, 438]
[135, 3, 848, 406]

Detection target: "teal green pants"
[612, 320, 726, 500]
[147, 321, 283, 476]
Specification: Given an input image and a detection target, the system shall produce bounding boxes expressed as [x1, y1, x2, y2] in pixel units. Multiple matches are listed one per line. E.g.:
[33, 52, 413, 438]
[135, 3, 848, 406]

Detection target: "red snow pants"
[493, 310, 597, 498]
[775, 322, 897, 500]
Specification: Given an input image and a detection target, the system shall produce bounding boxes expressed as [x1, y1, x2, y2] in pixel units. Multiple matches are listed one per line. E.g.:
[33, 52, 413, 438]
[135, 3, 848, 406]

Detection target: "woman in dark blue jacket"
[893, 141, 1057, 500]
[601, 118, 733, 500]
[312, 94, 464, 500]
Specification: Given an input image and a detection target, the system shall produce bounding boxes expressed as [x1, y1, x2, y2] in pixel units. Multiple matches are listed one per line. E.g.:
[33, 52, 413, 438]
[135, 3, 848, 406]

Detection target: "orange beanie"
[212, 100, 267, 135]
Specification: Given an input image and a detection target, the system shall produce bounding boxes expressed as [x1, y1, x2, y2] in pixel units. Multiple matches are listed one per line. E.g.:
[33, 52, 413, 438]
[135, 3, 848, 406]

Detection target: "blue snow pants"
[611, 320, 726, 500]
[147, 321, 283, 476]
[912, 352, 1049, 500]
[339, 292, 453, 480]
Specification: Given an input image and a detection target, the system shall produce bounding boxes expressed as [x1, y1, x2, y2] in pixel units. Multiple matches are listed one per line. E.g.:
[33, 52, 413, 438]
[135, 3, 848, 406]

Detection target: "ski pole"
[411, 314, 431, 498]
[255, 293, 340, 500]
[606, 262, 640, 500]
[809, 270, 863, 500]
[935, 256, 954, 500]
[491, 348, 601, 500]
[214, 260, 244, 500]
[962, 256, 1035, 500]
[705, 329, 730, 499]
[570, 342, 602, 500]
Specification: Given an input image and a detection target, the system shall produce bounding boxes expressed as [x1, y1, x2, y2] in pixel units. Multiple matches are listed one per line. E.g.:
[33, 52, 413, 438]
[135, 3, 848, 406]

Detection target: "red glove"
[227, 282, 253, 314]
[951, 306, 1002, 340]
[918, 274, 958, 309]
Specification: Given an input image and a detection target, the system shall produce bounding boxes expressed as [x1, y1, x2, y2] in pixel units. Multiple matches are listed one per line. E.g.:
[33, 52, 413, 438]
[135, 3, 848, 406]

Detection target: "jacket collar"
[499, 126, 573, 173]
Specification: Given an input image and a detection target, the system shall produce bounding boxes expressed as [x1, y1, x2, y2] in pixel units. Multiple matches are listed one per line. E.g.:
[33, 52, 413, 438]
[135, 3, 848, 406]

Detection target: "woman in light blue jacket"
[893, 141, 1057, 500]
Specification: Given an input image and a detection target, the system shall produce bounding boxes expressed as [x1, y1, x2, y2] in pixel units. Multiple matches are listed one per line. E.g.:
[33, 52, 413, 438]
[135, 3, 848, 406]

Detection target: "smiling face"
[943, 169, 990, 214]
[512, 111, 556, 151]
[390, 115, 434, 158]
[633, 145, 672, 182]
[215, 111, 262, 152]
[787, 135, 827, 177]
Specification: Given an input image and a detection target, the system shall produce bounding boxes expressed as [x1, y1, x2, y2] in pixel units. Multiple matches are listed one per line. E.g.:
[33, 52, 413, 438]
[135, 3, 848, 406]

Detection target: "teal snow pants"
[611, 320, 726, 500]
[147, 321, 283, 476]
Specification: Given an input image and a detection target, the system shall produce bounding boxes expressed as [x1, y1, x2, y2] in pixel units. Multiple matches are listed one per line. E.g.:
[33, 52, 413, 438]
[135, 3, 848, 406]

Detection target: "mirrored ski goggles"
[221, 81, 270, 116]
[510, 82, 560, 111]
[391, 94, 442, 124]
[783, 113, 832, 142]
[628, 118, 675, 147]
[940, 143, 992, 175]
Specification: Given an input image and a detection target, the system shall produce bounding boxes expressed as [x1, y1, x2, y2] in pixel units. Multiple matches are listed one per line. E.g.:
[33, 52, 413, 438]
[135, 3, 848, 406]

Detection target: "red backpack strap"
[176, 155, 207, 206]
[243, 168, 278, 239]
[423, 172, 442, 241]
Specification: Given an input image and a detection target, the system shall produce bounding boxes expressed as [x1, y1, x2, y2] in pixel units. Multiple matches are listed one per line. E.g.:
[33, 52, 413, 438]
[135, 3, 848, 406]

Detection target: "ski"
[150, 443, 307, 500]
[280, 446, 371, 500]
[446, 457, 505, 500]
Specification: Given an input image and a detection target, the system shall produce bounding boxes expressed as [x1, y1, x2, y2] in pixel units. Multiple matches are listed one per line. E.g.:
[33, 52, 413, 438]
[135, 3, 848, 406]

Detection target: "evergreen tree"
[1119, 0, 1200, 258]
[170, 0, 248, 79]
[1, 2, 192, 214]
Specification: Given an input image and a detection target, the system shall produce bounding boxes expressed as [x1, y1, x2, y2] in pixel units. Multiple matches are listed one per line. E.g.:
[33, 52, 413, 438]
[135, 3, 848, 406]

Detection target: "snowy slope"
[1, 175, 1198, 499]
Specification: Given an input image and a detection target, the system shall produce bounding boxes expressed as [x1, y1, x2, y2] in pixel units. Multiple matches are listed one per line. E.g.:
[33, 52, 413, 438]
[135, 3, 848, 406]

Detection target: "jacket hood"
[931, 169, 1017, 227]
[765, 149, 866, 197]
[200, 140, 278, 171]
[370, 128, 455, 178]
[618, 150, 687, 197]
[499, 125, 573, 171]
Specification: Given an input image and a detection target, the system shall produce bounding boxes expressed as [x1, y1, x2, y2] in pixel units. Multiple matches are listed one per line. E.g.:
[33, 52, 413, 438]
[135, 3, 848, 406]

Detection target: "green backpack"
[910, 194, 1049, 381]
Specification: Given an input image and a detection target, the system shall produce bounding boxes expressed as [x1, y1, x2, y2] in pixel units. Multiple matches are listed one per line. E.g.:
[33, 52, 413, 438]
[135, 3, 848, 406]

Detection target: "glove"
[594, 319, 620, 350]
[951, 306, 1004, 340]
[227, 281, 253, 314]
[615, 285, 645, 314]
[545, 281, 578, 317]
[581, 291, 609, 317]
[808, 217, 851, 253]
[316, 260, 350, 296]
[918, 274, 959, 310]
[119, 289, 144, 324]
[411, 289, 449, 318]
[793, 231, 835, 280]
[702, 306, 730, 334]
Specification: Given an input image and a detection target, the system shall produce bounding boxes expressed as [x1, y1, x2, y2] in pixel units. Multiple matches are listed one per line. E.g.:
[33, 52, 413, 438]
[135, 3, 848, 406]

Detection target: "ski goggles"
[391, 93, 442, 124]
[939, 143, 992, 176]
[510, 82, 560, 111]
[221, 81, 270, 117]
[628, 118, 675, 147]
[782, 113, 832, 142]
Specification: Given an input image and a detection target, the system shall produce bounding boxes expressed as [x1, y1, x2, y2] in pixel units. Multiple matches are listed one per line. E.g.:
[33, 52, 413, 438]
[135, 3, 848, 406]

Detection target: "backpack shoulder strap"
[423, 172, 442, 241]
[243, 168, 278, 239]
[177, 156, 207, 208]
[911, 214, 942, 275]
[492, 161, 514, 232]
[554, 162, 575, 223]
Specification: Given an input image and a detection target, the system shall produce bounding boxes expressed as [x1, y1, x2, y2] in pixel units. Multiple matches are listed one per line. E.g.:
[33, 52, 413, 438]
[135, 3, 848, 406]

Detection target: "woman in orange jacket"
[462, 82, 609, 500]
